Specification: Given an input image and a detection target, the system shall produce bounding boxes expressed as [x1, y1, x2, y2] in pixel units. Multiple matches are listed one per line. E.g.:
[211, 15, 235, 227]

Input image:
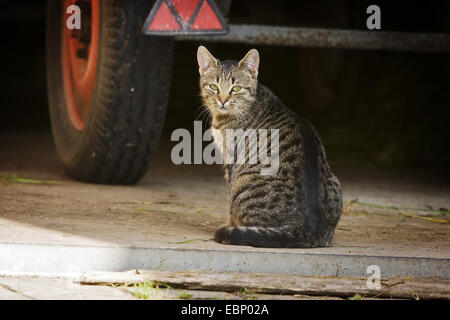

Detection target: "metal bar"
[175, 24, 450, 53]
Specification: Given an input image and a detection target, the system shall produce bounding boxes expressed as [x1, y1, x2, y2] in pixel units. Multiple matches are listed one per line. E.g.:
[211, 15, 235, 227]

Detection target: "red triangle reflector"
[148, 1, 180, 31]
[143, 0, 228, 35]
[191, 1, 223, 30]
[172, 0, 201, 25]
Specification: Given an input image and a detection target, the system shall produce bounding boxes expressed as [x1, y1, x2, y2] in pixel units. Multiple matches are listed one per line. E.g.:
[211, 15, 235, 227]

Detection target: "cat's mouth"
[214, 101, 235, 114]
[216, 106, 230, 113]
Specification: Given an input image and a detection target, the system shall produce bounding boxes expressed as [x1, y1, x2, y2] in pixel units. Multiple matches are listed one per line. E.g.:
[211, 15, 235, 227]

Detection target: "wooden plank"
[121, 287, 344, 300]
[80, 270, 450, 300]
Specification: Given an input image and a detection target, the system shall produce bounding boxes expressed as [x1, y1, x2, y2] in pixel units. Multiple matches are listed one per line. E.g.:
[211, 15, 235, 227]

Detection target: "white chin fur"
[217, 107, 229, 114]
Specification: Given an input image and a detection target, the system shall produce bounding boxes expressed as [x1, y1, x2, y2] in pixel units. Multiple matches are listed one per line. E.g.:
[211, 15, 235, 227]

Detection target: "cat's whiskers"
[235, 105, 246, 125]
[195, 104, 212, 124]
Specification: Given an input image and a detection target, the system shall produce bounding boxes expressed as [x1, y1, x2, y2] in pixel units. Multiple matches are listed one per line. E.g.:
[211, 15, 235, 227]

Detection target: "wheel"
[46, 0, 173, 184]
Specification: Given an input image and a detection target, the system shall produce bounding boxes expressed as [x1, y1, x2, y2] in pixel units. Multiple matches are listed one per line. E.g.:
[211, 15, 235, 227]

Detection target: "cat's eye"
[209, 84, 219, 90]
[231, 86, 242, 92]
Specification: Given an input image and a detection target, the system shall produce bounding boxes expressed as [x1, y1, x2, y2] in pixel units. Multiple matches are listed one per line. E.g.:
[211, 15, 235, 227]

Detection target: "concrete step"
[0, 242, 448, 279]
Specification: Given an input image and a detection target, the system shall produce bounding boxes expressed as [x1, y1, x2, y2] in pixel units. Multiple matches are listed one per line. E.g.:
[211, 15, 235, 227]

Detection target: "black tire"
[46, 0, 173, 184]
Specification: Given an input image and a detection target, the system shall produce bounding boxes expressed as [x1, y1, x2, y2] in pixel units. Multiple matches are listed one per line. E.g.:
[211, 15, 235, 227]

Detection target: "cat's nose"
[218, 96, 228, 106]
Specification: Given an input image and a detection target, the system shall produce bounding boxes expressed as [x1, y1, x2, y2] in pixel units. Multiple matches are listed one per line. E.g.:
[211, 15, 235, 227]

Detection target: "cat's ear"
[238, 49, 259, 79]
[197, 46, 217, 76]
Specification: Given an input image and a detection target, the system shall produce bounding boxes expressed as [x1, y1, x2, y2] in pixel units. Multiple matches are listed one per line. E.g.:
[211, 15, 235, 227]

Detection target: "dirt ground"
[0, 132, 448, 259]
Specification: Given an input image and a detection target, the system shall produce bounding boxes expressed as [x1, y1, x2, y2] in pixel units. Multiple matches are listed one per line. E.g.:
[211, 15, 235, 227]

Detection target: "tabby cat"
[197, 46, 342, 248]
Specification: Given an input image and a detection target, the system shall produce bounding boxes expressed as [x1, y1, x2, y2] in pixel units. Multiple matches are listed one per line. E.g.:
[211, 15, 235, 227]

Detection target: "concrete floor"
[0, 132, 449, 298]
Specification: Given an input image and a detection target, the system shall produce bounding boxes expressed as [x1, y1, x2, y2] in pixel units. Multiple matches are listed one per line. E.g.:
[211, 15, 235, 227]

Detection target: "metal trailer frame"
[176, 23, 450, 53]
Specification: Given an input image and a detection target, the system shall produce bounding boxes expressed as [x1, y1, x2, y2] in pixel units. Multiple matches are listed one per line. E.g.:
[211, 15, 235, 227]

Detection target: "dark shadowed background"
[1, 0, 449, 169]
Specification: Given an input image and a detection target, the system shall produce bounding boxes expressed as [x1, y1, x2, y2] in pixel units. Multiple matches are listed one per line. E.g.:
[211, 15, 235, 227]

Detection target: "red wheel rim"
[62, 0, 99, 130]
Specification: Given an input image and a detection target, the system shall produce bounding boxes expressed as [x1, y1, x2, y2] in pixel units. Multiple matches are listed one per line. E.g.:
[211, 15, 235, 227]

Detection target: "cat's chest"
[211, 128, 224, 154]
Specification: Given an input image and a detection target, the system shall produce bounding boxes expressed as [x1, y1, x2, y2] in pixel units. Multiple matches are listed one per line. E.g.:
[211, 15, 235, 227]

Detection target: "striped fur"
[197, 46, 342, 248]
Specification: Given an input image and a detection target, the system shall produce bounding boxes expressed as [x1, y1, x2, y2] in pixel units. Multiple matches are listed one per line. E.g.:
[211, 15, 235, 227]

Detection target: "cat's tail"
[214, 226, 300, 248]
